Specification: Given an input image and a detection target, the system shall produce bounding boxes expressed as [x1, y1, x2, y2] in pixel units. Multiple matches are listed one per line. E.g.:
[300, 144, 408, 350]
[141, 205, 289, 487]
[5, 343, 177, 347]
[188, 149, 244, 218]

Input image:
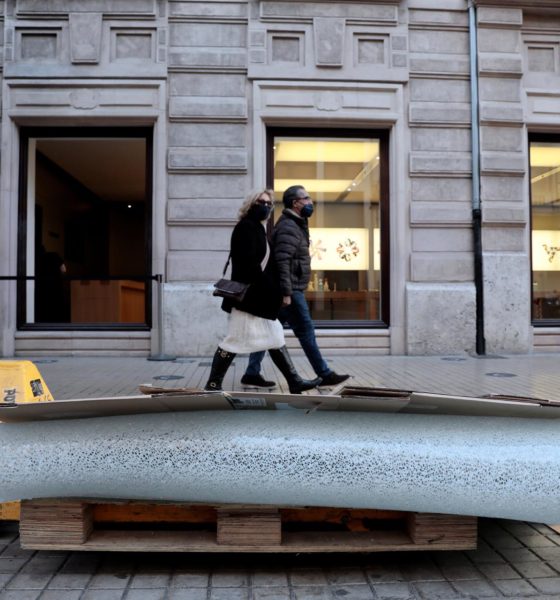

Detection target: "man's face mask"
[300, 203, 314, 218]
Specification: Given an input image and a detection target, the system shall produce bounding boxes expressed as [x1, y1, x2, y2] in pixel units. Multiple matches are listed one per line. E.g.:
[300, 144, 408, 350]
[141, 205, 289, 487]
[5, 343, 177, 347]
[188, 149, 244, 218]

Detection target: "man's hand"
[282, 295, 292, 307]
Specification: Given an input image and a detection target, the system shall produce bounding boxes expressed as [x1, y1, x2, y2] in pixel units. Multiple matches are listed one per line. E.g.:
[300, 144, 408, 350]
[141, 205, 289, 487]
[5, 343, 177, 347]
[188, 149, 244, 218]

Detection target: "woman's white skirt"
[220, 308, 285, 354]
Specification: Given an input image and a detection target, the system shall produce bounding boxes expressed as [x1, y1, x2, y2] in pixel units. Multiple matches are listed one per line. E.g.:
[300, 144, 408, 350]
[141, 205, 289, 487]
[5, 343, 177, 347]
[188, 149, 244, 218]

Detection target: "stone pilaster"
[406, 1, 476, 355]
[477, 6, 530, 353]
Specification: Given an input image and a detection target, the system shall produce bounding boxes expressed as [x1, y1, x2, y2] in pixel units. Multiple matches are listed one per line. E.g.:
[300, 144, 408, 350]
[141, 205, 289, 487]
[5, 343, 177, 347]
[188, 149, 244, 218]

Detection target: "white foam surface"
[1, 411, 559, 522]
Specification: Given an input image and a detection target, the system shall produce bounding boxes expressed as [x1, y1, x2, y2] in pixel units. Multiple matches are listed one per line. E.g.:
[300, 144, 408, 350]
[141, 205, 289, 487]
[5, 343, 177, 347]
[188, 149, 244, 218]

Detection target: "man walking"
[241, 185, 350, 389]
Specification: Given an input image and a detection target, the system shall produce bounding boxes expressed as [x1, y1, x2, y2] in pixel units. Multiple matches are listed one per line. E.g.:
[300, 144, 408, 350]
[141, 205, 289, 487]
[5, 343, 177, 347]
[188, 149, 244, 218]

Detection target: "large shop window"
[18, 128, 152, 329]
[268, 129, 389, 326]
[530, 136, 560, 324]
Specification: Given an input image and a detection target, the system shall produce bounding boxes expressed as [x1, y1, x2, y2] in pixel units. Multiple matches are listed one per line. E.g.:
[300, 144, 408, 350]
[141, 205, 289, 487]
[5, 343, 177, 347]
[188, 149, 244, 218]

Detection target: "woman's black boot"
[204, 347, 236, 391]
[268, 346, 322, 394]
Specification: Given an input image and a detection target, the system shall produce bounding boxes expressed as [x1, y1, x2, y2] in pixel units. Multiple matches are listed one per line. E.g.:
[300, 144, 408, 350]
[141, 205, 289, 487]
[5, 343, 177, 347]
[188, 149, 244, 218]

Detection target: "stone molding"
[253, 79, 401, 123]
[5, 79, 163, 117]
[15, 0, 157, 17]
[259, 2, 399, 25]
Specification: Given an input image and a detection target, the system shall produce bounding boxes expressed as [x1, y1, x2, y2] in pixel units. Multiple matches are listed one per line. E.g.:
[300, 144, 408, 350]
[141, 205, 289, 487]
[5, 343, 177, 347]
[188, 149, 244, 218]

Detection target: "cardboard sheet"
[0, 385, 559, 422]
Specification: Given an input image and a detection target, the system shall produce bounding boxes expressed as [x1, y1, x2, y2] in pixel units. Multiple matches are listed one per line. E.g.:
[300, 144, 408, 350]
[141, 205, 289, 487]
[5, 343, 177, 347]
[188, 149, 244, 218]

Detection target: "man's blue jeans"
[246, 290, 330, 378]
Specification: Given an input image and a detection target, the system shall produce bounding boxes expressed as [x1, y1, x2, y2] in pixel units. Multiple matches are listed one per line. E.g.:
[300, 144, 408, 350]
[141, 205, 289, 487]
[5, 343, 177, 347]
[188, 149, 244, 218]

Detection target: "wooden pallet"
[18, 499, 478, 553]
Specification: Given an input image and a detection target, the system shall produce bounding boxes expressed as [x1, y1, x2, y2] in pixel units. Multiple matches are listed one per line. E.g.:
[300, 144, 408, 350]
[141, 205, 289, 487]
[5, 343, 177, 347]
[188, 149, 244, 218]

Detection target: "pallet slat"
[217, 508, 281, 546]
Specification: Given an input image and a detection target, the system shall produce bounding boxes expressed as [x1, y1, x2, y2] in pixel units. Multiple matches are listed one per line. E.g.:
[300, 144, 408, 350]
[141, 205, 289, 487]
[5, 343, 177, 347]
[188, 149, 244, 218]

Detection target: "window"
[18, 127, 152, 329]
[530, 136, 560, 323]
[268, 128, 389, 326]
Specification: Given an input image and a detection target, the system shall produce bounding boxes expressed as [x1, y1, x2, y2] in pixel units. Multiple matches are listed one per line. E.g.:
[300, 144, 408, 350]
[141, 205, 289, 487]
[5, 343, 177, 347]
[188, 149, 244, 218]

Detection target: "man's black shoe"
[241, 373, 277, 388]
[318, 372, 350, 387]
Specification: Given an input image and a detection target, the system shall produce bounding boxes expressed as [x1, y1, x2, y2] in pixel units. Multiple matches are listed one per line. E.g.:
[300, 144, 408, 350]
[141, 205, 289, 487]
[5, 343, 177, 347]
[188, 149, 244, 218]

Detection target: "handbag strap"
[222, 253, 232, 276]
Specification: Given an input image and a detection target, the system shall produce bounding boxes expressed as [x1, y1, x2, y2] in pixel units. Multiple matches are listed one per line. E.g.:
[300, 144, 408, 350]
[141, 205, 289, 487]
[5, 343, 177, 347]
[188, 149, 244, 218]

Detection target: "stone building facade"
[0, 0, 559, 357]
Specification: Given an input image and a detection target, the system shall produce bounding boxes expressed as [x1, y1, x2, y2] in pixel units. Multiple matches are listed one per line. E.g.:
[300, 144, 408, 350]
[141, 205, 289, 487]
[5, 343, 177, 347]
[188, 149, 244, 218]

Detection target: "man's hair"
[283, 185, 304, 208]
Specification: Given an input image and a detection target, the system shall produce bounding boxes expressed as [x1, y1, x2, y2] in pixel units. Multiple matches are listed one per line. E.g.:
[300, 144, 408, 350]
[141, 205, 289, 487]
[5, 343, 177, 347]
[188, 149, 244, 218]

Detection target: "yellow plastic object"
[0, 502, 20, 521]
[0, 360, 54, 404]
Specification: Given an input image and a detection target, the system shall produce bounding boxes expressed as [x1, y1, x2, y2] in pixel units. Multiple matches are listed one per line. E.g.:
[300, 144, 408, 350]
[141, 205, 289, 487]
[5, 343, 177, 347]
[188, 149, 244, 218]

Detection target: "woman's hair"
[238, 189, 274, 220]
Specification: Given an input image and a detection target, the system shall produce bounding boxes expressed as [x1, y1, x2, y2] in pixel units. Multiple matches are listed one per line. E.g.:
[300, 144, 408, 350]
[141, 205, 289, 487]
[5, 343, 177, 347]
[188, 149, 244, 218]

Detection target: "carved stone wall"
[3, 0, 560, 357]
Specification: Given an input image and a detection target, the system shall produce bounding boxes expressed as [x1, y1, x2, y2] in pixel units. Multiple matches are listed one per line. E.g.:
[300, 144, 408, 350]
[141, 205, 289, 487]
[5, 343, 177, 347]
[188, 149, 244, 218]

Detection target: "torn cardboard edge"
[0, 384, 559, 422]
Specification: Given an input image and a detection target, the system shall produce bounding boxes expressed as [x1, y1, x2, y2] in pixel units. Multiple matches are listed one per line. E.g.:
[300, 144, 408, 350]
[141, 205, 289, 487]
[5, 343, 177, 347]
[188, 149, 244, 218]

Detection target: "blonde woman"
[205, 189, 321, 393]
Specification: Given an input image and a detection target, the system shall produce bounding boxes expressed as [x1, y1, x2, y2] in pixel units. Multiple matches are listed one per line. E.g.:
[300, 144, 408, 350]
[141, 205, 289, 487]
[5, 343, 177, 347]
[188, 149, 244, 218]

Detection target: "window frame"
[17, 126, 153, 331]
[529, 132, 560, 327]
[266, 126, 390, 328]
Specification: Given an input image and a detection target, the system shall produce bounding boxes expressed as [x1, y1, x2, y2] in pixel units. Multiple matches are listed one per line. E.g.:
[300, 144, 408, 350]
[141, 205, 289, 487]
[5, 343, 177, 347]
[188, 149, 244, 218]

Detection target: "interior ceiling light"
[274, 140, 379, 163]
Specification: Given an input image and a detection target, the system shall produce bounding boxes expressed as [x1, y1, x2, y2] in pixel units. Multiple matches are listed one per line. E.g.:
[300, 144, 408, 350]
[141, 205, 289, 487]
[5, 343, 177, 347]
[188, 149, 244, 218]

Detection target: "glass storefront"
[270, 130, 388, 325]
[530, 138, 560, 322]
[19, 128, 151, 328]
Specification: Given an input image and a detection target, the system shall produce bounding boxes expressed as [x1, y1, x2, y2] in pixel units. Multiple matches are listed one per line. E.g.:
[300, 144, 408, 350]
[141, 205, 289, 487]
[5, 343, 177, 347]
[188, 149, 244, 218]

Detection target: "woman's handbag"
[213, 253, 249, 302]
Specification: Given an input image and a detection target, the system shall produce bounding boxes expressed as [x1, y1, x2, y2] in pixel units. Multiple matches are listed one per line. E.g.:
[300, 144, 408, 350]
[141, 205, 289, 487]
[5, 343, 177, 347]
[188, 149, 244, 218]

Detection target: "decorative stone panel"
[355, 36, 387, 67]
[18, 30, 60, 61]
[69, 13, 102, 64]
[270, 33, 304, 65]
[112, 30, 156, 63]
[527, 45, 557, 72]
[313, 18, 344, 67]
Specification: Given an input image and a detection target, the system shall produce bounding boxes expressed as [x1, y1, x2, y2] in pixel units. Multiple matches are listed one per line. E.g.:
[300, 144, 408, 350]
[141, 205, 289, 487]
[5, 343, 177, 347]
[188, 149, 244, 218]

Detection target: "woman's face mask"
[251, 197, 273, 221]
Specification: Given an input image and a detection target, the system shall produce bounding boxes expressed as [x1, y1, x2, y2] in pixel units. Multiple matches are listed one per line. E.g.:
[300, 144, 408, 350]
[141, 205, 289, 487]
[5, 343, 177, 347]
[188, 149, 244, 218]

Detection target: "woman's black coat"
[221, 214, 283, 320]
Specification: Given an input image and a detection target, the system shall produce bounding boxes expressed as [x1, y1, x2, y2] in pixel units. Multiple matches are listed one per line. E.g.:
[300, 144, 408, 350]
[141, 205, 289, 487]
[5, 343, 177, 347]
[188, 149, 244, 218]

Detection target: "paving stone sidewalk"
[1, 352, 560, 599]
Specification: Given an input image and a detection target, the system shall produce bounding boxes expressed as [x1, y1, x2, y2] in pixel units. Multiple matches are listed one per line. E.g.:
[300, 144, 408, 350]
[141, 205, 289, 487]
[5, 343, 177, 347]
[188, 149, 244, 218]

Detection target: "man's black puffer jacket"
[273, 209, 311, 296]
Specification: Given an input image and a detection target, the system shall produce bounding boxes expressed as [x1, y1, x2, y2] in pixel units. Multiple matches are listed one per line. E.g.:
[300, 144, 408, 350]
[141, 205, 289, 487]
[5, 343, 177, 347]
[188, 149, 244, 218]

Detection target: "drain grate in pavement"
[485, 372, 517, 378]
[441, 357, 467, 362]
[153, 375, 184, 381]
[33, 359, 58, 364]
